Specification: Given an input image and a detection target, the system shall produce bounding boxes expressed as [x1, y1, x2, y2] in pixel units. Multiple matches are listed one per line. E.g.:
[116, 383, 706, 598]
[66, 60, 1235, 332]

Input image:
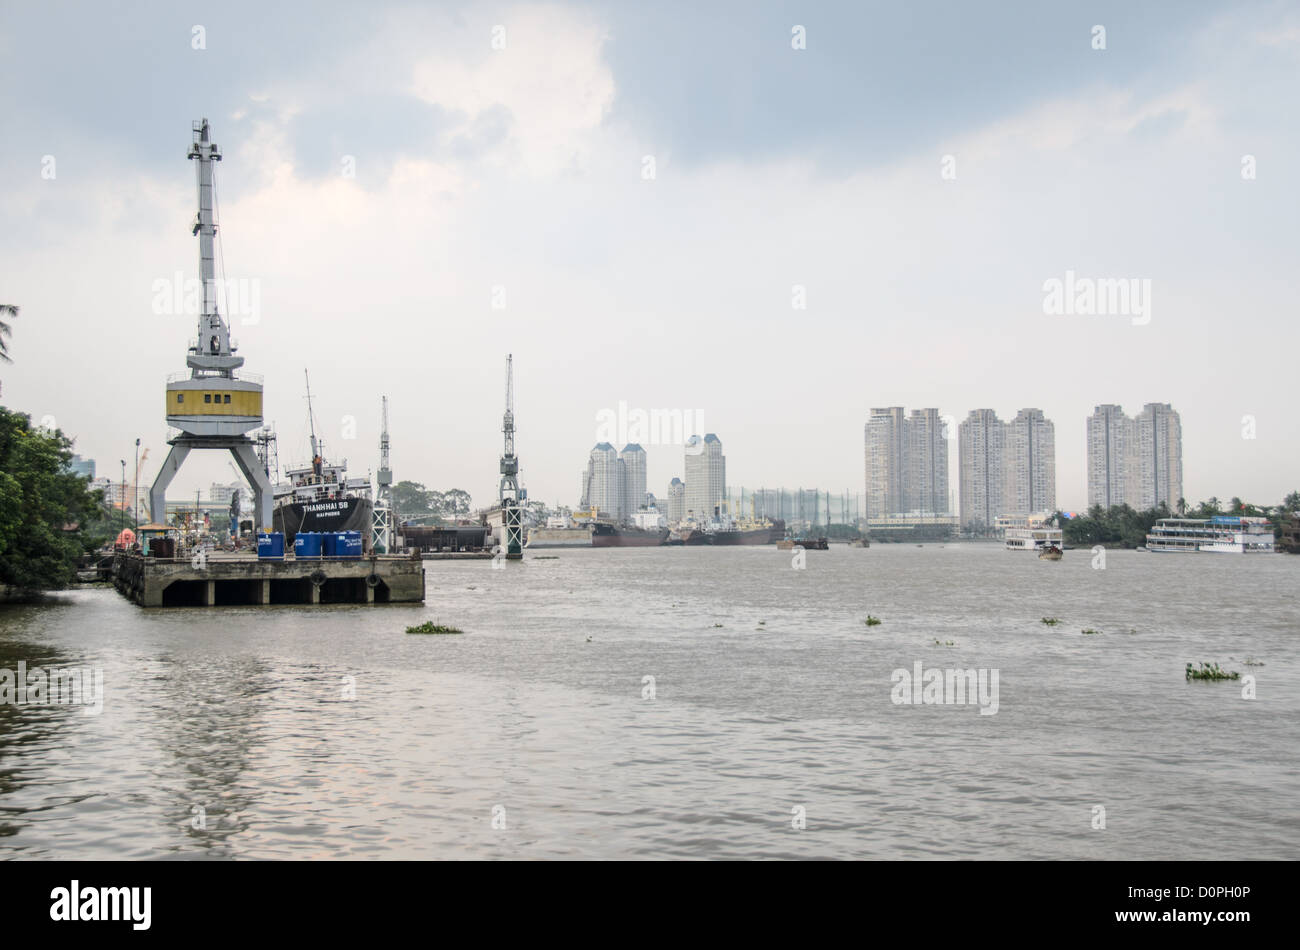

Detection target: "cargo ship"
[679, 515, 785, 545]
[591, 523, 670, 547]
[271, 371, 373, 544]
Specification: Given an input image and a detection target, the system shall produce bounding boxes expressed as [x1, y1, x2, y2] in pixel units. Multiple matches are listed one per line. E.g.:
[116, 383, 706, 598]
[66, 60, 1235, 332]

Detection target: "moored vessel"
[1145, 516, 1274, 553]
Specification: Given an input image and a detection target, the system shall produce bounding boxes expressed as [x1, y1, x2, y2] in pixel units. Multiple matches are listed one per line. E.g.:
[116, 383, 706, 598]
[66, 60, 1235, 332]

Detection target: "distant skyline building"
[1135, 402, 1183, 509]
[1004, 408, 1056, 516]
[619, 443, 647, 519]
[684, 434, 725, 523]
[865, 407, 949, 517]
[1086, 404, 1133, 509]
[580, 442, 623, 518]
[1086, 403, 1182, 510]
[959, 409, 1007, 529]
[667, 477, 685, 524]
[959, 408, 1056, 527]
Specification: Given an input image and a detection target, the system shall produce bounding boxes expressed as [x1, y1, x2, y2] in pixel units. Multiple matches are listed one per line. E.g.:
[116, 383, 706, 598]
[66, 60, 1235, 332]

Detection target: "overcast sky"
[2, 0, 1297, 511]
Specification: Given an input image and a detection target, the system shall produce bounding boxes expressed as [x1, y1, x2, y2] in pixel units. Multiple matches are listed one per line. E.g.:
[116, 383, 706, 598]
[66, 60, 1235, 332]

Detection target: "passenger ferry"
[1146, 516, 1274, 554]
[1004, 526, 1064, 552]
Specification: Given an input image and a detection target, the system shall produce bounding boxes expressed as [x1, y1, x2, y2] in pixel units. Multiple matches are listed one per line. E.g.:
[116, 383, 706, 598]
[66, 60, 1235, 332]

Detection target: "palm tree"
[0, 304, 17, 363]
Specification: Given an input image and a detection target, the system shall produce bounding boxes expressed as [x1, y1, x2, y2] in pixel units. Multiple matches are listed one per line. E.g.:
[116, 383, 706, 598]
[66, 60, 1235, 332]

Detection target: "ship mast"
[186, 118, 240, 377]
[304, 369, 322, 477]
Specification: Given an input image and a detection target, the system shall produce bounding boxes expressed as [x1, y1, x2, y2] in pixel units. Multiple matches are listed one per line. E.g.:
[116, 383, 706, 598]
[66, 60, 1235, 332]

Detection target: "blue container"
[338, 531, 363, 559]
[321, 532, 338, 557]
[257, 532, 285, 560]
[294, 532, 323, 558]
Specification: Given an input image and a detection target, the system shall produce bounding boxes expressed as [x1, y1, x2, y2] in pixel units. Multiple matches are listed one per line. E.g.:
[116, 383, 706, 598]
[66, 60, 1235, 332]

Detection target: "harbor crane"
[499, 354, 523, 559]
[372, 396, 395, 553]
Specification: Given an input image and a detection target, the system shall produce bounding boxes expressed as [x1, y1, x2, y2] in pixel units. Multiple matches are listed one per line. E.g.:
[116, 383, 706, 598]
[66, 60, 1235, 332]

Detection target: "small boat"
[1038, 545, 1063, 561]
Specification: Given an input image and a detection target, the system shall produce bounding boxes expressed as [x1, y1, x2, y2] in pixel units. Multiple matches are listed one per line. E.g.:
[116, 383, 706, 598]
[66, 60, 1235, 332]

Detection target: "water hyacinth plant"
[1185, 662, 1239, 681]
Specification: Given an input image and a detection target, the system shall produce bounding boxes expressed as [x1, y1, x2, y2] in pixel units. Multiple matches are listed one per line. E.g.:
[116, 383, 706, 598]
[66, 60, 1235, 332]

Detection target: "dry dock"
[113, 552, 425, 607]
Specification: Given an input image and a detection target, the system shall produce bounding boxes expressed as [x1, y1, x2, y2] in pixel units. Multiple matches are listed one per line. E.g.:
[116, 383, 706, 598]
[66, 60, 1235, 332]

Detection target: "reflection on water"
[1, 545, 1298, 859]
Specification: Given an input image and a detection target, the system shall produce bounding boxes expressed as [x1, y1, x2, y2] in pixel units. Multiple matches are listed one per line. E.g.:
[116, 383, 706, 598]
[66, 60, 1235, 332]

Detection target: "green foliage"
[1040, 617, 1060, 626]
[391, 480, 473, 524]
[1185, 661, 1239, 681]
[0, 304, 17, 364]
[405, 620, 462, 634]
[864, 615, 882, 626]
[0, 406, 99, 593]
[1060, 495, 1300, 547]
[1081, 629, 1101, 636]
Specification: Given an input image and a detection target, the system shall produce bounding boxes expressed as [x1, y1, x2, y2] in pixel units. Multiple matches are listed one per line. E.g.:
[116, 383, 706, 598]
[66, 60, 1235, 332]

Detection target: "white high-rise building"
[1003, 408, 1056, 516]
[580, 442, 623, 518]
[1134, 403, 1182, 509]
[667, 477, 685, 524]
[864, 407, 905, 517]
[1086, 403, 1182, 510]
[864, 407, 949, 517]
[619, 444, 647, 519]
[959, 409, 1006, 530]
[684, 434, 725, 523]
[1086, 404, 1134, 509]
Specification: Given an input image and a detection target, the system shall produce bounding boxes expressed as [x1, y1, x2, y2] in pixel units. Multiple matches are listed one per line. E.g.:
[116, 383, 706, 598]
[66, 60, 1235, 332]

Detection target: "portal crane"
[498, 355, 523, 559]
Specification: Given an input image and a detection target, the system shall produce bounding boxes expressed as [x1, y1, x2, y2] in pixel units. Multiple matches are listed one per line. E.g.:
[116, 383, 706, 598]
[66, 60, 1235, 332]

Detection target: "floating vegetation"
[1040, 617, 1060, 626]
[933, 639, 955, 647]
[1185, 662, 1239, 682]
[712, 623, 723, 628]
[406, 621, 463, 635]
[758, 620, 766, 625]
[1081, 629, 1101, 636]
[864, 616, 882, 627]
[1244, 657, 1265, 667]
[534, 555, 559, 560]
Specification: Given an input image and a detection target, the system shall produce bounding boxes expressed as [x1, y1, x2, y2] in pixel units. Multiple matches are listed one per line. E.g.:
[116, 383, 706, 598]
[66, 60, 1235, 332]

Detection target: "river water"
[1, 544, 1296, 859]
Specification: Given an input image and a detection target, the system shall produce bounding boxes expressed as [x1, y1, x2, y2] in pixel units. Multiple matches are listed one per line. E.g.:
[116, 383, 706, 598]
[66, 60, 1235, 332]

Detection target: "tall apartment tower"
[864, 407, 905, 517]
[1004, 408, 1056, 516]
[906, 408, 949, 514]
[864, 407, 949, 516]
[958, 409, 1006, 529]
[619, 443, 647, 518]
[684, 434, 725, 522]
[1086, 404, 1134, 509]
[1086, 403, 1182, 510]
[667, 477, 685, 524]
[580, 442, 623, 518]
[1135, 403, 1182, 509]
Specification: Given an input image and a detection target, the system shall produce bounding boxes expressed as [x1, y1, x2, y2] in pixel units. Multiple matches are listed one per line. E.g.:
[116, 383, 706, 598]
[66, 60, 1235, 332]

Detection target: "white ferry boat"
[1146, 516, 1274, 554]
[1005, 526, 1064, 552]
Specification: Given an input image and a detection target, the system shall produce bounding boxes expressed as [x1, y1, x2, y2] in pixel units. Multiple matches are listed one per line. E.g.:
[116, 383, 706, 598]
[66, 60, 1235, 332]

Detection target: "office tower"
[619, 444, 647, 518]
[580, 442, 623, 518]
[667, 478, 685, 524]
[1004, 408, 1056, 516]
[684, 434, 725, 522]
[958, 409, 1006, 529]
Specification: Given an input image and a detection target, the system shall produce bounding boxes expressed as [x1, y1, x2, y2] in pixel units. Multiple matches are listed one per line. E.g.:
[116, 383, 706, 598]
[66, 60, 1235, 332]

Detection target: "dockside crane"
[372, 396, 395, 553]
[499, 355, 523, 559]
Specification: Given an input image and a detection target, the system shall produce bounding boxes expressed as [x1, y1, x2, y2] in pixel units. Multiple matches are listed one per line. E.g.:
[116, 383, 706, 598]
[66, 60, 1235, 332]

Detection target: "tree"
[0, 406, 99, 594]
[442, 488, 471, 518]
[391, 480, 433, 519]
[0, 304, 17, 365]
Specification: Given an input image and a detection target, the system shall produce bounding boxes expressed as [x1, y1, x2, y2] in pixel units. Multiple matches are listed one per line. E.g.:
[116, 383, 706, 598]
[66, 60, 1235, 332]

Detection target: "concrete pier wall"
[113, 553, 424, 607]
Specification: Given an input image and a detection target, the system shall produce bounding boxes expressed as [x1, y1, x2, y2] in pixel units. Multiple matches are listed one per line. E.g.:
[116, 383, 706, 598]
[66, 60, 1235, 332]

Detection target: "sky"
[1, 0, 1298, 512]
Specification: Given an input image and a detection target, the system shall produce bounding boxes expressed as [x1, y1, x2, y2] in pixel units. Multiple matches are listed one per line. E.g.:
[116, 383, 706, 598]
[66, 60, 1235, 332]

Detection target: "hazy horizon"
[2, 1, 1297, 512]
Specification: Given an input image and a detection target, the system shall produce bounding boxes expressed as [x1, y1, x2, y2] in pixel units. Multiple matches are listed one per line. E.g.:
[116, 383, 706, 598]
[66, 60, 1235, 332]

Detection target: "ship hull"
[591, 525, 669, 547]
[526, 527, 593, 548]
[273, 496, 372, 543]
